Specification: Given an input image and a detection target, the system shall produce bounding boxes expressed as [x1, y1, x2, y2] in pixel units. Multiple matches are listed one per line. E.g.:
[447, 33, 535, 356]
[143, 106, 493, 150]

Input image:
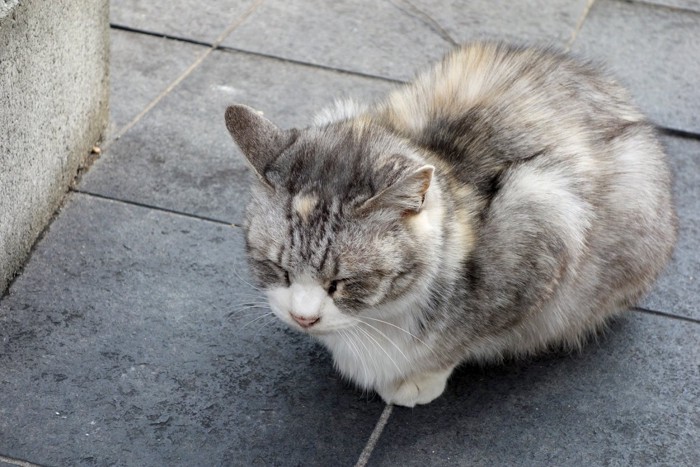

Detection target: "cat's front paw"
[378, 369, 452, 407]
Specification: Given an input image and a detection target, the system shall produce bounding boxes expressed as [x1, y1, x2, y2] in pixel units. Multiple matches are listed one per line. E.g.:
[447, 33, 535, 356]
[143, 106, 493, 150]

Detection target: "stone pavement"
[1, 0, 699, 465]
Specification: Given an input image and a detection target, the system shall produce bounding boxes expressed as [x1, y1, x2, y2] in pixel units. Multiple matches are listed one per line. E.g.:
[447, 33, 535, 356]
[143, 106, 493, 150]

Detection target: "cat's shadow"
[387, 315, 633, 413]
[358, 317, 657, 465]
[229, 304, 635, 417]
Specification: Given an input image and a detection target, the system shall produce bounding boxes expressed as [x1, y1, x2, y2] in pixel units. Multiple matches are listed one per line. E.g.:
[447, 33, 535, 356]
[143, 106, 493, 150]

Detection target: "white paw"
[378, 369, 452, 407]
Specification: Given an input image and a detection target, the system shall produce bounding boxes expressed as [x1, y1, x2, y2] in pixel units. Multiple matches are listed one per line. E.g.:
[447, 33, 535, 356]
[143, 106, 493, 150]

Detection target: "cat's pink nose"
[290, 313, 320, 328]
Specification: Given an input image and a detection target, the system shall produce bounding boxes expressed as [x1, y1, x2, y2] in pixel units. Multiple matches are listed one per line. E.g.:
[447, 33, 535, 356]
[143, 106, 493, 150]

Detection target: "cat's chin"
[304, 327, 339, 336]
[294, 323, 357, 336]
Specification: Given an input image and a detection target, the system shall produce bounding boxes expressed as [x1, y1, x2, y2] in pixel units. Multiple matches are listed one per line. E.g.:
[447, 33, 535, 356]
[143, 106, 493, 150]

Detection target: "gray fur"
[225, 42, 677, 407]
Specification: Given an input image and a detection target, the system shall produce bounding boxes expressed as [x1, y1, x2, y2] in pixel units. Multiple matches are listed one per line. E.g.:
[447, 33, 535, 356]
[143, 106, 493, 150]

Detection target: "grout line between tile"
[108, 24, 405, 85]
[104, 0, 264, 150]
[0, 454, 41, 467]
[565, 0, 596, 51]
[633, 307, 700, 325]
[105, 20, 700, 143]
[110, 23, 212, 47]
[215, 45, 405, 84]
[659, 125, 700, 142]
[71, 189, 241, 228]
[355, 404, 394, 467]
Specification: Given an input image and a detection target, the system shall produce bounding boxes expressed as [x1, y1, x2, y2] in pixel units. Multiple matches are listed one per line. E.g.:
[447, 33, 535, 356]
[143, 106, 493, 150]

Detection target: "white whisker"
[349, 326, 377, 370]
[239, 312, 275, 330]
[357, 315, 438, 357]
[354, 318, 411, 364]
[253, 314, 278, 338]
[227, 309, 270, 320]
[228, 303, 270, 316]
[234, 295, 268, 301]
[340, 329, 370, 384]
[231, 259, 265, 292]
[354, 324, 402, 374]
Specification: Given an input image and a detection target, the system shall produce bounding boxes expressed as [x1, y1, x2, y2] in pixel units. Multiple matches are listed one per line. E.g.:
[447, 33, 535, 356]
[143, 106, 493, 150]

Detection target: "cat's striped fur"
[225, 42, 677, 407]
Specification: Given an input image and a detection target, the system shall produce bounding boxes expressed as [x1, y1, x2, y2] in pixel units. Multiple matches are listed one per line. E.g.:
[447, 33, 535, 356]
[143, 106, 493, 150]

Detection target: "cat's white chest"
[318, 319, 430, 390]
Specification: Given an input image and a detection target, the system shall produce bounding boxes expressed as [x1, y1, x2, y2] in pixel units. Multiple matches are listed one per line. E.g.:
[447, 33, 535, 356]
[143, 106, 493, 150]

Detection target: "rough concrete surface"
[0, 0, 109, 294]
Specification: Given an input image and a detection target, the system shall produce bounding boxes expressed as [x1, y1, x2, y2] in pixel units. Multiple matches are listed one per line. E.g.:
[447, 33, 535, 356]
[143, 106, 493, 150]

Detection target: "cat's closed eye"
[325, 276, 368, 297]
[334, 274, 384, 301]
[327, 280, 339, 295]
[252, 259, 289, 286]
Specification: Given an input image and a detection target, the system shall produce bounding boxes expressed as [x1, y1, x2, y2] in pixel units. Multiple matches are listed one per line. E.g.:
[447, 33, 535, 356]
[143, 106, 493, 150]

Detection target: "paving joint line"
[104, 0, 264, 150]
[658, 126, 700, 142]
[566, 0, 596, 51]
[72, 189, 240, 228]
[0, 454, 41, 467]
[109, 23, 404, 85]
[107, 22, 700, 144]
[632, 306, 700, 325]
[355, 404, 394, 467]
[110, 23, 213, 47]
[216, 45, 405, 84]
[109, 25, 700, 142]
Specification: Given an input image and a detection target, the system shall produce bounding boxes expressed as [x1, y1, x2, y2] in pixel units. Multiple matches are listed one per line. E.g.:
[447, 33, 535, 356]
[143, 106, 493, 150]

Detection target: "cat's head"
[225, 104, 442, 334]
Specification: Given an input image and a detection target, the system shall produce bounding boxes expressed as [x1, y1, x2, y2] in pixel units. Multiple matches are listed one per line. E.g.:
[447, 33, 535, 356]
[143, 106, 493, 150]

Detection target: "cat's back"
[372, 42, 676, 352]
[378, 42, 646, 150]
[374, 42, 671, 221]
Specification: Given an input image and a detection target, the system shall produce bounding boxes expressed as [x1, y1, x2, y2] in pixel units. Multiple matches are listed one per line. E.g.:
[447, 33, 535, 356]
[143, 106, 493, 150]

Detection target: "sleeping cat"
[225, 42, 677, 407]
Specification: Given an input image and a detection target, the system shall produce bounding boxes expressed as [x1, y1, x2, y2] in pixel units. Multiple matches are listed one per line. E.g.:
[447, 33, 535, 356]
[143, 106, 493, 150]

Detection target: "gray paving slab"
[0, 194, 384, 466]
[369, 312, 700, 466]
[80, 49, 395, 223]
[110, 0, 256, 43]
[109, 29, 204, 135]
[222, 0, 590, 82]
[222, 0, 448, 82]
[642, 135, 700, 320]
[407, 0, 590, 46]
[572, 0, 700, 134]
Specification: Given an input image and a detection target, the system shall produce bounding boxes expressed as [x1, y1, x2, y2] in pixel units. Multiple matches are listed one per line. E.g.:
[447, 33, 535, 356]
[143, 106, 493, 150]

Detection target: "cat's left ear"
[359, 165, 434, 216]
[225, 104, 294, 185]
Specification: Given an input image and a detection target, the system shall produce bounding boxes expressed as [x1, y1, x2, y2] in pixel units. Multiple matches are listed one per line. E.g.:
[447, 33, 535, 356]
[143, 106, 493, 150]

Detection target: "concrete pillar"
[0, 0, 110, 294]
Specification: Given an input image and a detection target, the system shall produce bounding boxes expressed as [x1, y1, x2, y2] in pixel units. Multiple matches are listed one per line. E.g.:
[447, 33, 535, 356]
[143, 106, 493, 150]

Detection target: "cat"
[224, 42, 677, 407]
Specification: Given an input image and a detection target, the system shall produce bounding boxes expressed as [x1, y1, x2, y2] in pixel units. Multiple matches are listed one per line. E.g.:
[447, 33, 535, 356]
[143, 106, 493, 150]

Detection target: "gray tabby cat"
[225, 42, 677, 407]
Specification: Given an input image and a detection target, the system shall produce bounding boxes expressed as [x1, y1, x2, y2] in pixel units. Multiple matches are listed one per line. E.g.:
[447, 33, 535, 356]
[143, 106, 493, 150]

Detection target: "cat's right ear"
[225, 104, 293, 186]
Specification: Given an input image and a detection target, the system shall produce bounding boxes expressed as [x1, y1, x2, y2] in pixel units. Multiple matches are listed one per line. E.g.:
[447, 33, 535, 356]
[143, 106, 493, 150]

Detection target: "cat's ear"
[359, 165, 434, 216]
[225, 104, 292, 184]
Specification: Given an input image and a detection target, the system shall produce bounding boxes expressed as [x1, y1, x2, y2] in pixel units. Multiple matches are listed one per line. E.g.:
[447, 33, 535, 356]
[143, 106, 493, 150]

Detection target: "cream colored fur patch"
[293, 193, 319, 222]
